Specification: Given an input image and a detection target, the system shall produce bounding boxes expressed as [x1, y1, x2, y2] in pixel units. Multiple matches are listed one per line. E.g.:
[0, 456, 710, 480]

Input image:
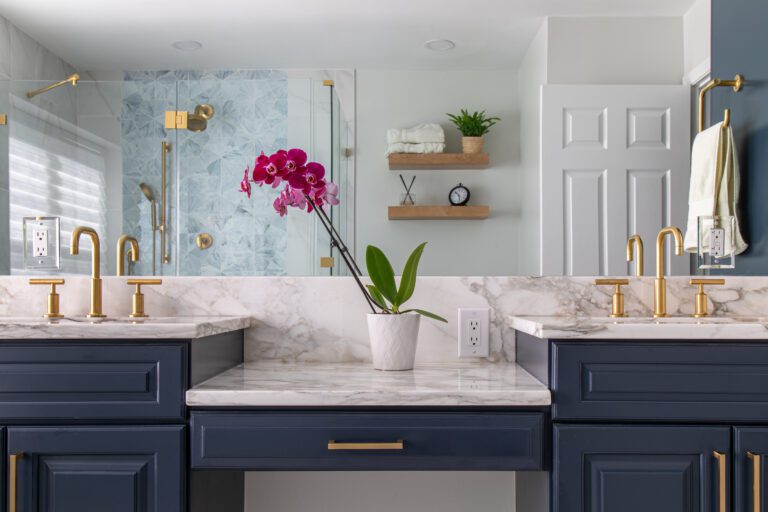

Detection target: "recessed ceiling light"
[172, 40, 203, 51]
[424, 39, 456, 52]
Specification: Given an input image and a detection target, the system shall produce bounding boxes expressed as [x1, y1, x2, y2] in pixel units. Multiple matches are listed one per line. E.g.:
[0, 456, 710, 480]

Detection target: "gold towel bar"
[698, 74, 744, 132]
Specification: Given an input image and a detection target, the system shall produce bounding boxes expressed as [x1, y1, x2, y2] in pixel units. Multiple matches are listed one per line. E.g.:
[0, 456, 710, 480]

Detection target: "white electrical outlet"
[33, 228, 48, 257]
[710, 228, 725, 258]
[458, 308, 490, 358]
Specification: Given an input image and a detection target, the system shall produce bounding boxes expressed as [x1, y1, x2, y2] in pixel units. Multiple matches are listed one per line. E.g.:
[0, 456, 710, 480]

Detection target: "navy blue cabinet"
[7, 426, 184, 512]
[554, 424, 730, 512]
[734, 427, 768, 512]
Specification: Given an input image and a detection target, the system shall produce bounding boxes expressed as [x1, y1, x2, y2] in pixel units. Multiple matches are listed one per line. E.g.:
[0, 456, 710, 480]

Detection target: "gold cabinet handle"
[9, 452, 23, 512]
[749, 452, 762, 512]
[714, 451, 727, 512]
[327, 440, 404, 451]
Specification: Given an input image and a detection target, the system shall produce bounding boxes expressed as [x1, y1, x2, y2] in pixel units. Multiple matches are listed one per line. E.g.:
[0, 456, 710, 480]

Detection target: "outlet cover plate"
[458, 307, 490, 358]
[23, 217, 61, 270]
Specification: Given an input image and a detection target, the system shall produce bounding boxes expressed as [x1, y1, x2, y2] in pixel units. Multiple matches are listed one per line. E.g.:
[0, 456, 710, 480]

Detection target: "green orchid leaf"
[402, 309, 448, 323]
[366, 285, 390, 311]
[366, 245, 398, 305]
[396, 242, 426, 307]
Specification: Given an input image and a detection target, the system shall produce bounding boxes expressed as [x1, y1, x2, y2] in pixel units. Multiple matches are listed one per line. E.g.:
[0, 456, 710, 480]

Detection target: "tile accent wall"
[121, 70, 289, 275]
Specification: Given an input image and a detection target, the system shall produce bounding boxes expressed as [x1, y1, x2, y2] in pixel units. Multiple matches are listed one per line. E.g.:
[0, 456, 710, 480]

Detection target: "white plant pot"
[367, 313, 421, 371]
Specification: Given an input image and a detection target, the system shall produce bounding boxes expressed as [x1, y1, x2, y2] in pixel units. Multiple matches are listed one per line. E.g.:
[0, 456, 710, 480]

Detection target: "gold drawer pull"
[749, 452, 762, 512]
[9, 452, 23, 512]
[327, 440, 404, 451]
[714, 451, 727, 512]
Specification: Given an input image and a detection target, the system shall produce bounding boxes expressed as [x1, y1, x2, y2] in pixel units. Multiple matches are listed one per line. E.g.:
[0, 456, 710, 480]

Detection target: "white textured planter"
[367, 313, 421, 371]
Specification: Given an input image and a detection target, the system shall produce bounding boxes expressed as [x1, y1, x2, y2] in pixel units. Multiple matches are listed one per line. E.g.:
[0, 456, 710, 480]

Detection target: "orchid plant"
[240, 148, 445, 322]
[366, 243, 447, 322]
[240, 148, 377, 313]
[240, 148, 339, 215]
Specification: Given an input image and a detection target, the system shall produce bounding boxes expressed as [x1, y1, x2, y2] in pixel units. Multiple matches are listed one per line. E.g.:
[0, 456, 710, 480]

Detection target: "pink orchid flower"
[244, 148, 339, 216]
[239, 167, 252, 198]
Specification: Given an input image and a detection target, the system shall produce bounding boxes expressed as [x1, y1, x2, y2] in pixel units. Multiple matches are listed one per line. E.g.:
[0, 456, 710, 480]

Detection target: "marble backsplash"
[1, 275, 767, 363]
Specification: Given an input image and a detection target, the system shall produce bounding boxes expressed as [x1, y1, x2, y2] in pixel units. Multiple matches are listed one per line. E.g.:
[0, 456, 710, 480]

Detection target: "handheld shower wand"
[139, 182, 157, 275]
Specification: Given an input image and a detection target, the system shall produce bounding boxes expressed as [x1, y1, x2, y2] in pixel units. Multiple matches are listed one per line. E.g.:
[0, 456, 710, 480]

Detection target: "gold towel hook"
[698, 74, 744, 132]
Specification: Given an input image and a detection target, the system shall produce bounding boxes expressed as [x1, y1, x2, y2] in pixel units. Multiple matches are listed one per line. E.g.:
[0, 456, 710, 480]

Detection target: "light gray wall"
[245, 471, 516, 512]
[0, 15, 76, 274]
[517, 21, 548, 276]
[547, 17, 684, 85]
[683, 0, 710, 82]
[355, 68, 521, 276]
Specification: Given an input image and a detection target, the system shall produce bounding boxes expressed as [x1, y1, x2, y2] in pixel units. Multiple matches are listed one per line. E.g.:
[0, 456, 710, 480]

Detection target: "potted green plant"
[446, 109, 501, 154]
[366, 242, 447, 371]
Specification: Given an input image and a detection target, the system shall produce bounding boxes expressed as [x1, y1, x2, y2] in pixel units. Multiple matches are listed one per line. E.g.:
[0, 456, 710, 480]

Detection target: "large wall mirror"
[0, 0, 733, 277]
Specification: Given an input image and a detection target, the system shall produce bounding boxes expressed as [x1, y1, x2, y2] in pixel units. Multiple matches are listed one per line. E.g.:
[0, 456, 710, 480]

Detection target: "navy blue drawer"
[191, 411, 545, 470]
[553, 341, 768, 422]
[0, 343, 186, 421]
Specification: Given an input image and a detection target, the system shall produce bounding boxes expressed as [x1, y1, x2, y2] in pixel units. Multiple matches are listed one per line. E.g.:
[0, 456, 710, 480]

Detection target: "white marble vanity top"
[510, 315, 768, 340]
[186, 361, 551, 407]
[0, 316, 252, 339]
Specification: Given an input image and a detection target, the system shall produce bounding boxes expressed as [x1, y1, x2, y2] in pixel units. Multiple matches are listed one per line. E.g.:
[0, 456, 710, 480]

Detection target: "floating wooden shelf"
[388, 205, 490, 220]
[388, 153, 489, 170]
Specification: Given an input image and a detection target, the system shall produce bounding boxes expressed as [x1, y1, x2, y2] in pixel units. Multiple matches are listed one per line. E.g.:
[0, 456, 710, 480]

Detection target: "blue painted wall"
[712, 0, 768, 274]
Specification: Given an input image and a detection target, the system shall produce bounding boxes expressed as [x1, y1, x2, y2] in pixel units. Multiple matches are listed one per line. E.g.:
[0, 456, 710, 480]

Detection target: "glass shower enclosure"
[1, 69, 355, 277]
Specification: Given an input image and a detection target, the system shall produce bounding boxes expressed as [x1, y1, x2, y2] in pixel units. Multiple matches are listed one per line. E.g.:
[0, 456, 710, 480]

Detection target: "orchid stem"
[306, 195, 377, 314]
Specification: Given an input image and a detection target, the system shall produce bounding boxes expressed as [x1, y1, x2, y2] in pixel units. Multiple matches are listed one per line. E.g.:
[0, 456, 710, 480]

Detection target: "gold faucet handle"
[690, 278, 725, 318]
[28, 278, 65, 319]
[126, 279, 162, 318]
[594, 279, 630, 318]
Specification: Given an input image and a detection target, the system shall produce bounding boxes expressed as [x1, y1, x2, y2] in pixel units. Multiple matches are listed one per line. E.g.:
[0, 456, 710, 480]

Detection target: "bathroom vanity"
[0, 317, 248, 512]
[513, 316, 768, 512]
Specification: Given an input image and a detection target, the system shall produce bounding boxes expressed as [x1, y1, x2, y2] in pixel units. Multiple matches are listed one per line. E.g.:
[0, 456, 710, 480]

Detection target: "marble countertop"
[0, 316, 252, 339]
[511, 315, 768, 339]
[186, 361, 551, 407]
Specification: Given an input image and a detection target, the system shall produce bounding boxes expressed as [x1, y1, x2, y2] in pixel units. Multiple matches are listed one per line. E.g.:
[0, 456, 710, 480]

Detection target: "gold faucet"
[626, 235, 644, 276]
[654, 226, 684, 318]
[70, 226, 105, 318]
[116, 235, 139, 277]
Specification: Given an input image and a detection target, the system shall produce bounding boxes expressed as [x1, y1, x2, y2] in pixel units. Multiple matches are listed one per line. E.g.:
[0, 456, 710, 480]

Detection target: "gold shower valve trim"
[0, 114, 6, 126]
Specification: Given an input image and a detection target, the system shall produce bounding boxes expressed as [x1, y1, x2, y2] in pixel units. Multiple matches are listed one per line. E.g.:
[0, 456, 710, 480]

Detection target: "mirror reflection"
[0, 0, 745, 277]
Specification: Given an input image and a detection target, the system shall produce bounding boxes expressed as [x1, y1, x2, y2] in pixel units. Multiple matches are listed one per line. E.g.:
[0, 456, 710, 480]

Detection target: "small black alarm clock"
[449, 183, 470, 206]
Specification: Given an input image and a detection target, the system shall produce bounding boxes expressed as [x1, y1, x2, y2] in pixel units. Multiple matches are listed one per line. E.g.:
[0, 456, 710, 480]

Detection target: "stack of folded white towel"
[386, 123, 445, 155]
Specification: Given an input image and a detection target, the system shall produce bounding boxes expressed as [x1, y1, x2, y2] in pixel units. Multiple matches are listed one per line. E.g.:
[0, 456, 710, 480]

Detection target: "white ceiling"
[0, 0, 697, 71]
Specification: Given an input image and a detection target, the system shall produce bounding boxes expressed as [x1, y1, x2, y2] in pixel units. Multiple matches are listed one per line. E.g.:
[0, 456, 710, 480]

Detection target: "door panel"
[734, 427, 768, 512]
[554, 424, 729, 512]
[7, 426, 184, 512]
[541, 85, 690, 276]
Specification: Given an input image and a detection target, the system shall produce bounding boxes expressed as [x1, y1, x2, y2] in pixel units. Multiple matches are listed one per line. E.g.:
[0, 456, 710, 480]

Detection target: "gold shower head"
[187, 104, 215, 132]
[26, 73, 80, 99]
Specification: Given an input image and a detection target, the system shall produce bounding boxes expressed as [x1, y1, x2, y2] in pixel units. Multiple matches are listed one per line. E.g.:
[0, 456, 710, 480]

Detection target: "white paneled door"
[541, 85, 690, 276]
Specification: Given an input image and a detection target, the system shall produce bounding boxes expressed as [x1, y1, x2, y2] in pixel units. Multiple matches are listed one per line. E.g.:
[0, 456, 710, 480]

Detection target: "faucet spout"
[655, 226, 684, 279]
[653, 226, 684, 318]
[70, 226, 105, 318]
[117, 235, 139, 277]
[626, 235, 644, 276]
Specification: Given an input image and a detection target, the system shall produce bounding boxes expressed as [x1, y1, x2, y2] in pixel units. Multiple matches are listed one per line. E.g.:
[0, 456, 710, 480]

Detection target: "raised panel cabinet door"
[734, 427, 768, 512]
[554, 424, 730, 512]
[7, 426, 184, 512]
